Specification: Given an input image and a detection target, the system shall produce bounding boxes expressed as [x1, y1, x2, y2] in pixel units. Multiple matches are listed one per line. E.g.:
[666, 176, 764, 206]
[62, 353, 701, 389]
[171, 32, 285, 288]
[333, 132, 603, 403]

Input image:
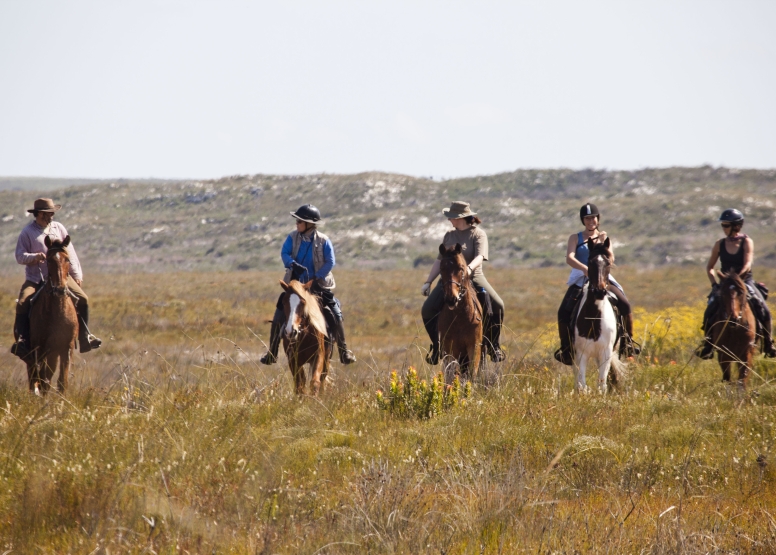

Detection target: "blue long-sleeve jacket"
[281, 233, 335, 283]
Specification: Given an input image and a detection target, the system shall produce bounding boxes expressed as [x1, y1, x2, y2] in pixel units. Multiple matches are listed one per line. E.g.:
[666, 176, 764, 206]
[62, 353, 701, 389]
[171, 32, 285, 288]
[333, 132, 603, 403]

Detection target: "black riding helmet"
[718, 208, 744, 224]
[290, 204, 323, 225]
[579, 203, 600, 224]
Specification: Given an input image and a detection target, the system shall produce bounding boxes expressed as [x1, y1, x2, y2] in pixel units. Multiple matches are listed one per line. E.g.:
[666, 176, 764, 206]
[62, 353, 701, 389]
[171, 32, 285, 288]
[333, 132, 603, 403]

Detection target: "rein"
[443, 277, 468, 303]
[45, 247, 71, 298]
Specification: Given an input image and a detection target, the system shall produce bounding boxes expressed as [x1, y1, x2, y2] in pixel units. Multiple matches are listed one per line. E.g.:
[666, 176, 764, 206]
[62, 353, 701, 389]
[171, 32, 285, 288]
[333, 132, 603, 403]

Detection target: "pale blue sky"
[1, 0, 774, 178]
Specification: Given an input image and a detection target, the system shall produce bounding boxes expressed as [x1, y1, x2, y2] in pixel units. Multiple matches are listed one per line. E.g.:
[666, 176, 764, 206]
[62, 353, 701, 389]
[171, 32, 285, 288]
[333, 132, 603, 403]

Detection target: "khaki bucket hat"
[442, 201, 477, 219]
[27, 198, 62, 214]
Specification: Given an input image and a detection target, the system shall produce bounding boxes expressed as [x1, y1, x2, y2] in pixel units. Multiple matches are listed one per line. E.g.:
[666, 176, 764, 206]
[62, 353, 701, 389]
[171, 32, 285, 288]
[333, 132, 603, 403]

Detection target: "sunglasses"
[720, 223, 732, 228]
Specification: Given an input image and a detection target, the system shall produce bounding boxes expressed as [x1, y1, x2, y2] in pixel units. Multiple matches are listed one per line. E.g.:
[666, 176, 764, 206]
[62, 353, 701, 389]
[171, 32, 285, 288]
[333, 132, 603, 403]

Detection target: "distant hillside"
[1, 167, 775, 275]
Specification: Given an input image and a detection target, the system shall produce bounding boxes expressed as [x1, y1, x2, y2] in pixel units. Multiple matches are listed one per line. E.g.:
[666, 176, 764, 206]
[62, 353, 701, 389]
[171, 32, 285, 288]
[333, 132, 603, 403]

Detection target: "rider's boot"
[332, 316, 356, 364]
[76, 304, 101, 354]
[749, 295, 776, 358]
[553, 320, 574, 366]
[695, 337, 715, 360]
[260, 310, 284, 365]
[423, 316, 440, 365]
[760, 321, 776, 358]
[10, 312, 31, 360]
[619, 313, 641, 357]
[484, 312, 506, 362]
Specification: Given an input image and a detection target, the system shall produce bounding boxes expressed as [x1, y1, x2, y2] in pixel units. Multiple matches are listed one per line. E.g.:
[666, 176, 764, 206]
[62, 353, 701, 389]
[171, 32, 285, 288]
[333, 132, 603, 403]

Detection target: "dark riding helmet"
[290, 204, 323, 225]
[718, 208, 744, 224]
[579, 203, 600, 223]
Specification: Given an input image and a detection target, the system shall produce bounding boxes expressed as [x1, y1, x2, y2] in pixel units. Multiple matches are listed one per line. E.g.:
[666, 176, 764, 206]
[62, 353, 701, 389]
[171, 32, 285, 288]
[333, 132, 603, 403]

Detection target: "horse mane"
[287, 281, 328, 337]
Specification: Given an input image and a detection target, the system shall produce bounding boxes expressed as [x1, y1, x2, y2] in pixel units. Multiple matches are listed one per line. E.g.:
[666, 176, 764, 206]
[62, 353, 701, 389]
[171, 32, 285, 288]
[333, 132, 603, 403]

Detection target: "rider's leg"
[67, 277, 101, 353]
[554, 285, 581, 365]
[746, 281, 776, 357]
[313, 285, 356, 364]
[260, 294, 285, 364]
[11, 281, 37, 359]
[606, 285, 641, 356]
[421, 283, 444, 365]
[473, 275, 505, 362]
[696, 289, 719, 359]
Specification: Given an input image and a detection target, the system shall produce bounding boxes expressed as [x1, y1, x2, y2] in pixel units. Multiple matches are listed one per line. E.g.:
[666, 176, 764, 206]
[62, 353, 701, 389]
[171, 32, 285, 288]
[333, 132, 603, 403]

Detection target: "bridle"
[587, 253, 610, 296]
[46, 246, 71, 297]
[442, 267, 469, 304]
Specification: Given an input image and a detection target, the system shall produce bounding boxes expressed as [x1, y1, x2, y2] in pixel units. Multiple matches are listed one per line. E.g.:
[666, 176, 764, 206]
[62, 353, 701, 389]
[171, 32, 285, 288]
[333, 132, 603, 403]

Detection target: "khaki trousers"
[17, 277, 88, 315]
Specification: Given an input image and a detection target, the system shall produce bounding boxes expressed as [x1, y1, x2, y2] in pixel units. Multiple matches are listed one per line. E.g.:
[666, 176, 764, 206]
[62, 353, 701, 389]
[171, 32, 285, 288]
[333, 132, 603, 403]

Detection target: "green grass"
[1, 267, 775, 553]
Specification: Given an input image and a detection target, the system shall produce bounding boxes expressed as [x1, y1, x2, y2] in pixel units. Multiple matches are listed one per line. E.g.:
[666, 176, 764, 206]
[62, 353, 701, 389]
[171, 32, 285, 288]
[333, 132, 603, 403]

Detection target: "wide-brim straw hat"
[27, 198, 62, 214]
[442, 201, 477, 219]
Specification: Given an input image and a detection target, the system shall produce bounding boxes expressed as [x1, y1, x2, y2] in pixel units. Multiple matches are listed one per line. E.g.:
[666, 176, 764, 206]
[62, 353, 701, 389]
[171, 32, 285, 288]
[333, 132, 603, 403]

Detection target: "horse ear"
[44, 236, 52, 248]
[279, 280, 289, 291]
[454, 243, 462, 254]
[302, 280, 314, 290]
[602, 237, 610, 249]
[438, 244, 446, 255]
[62, 235, 71, 248]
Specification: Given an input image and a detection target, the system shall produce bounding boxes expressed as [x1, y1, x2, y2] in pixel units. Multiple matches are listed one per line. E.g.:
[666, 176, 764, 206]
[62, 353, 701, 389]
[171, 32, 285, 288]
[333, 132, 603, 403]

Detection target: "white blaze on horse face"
[286, 294, 301, 335]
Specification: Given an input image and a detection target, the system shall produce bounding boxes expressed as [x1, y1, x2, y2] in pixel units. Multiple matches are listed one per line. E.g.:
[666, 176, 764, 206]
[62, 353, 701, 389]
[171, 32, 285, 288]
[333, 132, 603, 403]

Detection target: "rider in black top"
[696, 208, 776, 359]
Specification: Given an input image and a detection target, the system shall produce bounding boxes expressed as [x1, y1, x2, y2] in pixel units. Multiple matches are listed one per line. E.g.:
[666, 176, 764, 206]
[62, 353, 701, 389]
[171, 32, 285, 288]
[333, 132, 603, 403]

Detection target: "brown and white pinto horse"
[573, 237, 626, 393]
[709, 272, 756, 387]
[279, 279, 332, 395]
[437, 244, 483, 379]
[27, 236, 78, 394]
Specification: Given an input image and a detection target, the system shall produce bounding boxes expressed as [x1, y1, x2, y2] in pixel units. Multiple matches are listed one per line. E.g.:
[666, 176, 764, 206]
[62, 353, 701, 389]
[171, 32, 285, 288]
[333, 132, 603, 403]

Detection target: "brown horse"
[279, 280, 332, 395]
[709, 272, 756, 387]
[27, 236, 78, 394]
[437, 244, 483, 378]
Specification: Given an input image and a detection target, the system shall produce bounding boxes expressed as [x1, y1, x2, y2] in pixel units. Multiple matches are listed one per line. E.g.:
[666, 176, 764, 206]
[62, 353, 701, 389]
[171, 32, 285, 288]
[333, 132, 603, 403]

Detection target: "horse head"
[439, 243, 469, 309]
[586, 237, 612, 299]
[44, 235, 72, 296]
[718, 272, 748, 321]
[279, 280, 327, 341]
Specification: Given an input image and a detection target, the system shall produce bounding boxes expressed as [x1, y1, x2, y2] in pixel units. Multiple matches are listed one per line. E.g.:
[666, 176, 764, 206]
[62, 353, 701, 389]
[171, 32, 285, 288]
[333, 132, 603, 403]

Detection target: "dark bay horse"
[573, 237, 626, 393]
[709, 273, 756, 387]
[280, 280, 332, 395]
[28, 236, 78, 394]
[437, 244, 483, 379]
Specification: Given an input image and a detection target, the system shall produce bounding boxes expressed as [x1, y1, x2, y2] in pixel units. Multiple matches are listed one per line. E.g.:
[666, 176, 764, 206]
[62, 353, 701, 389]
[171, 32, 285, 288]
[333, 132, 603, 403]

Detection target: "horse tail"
[610, 354, 628, 382]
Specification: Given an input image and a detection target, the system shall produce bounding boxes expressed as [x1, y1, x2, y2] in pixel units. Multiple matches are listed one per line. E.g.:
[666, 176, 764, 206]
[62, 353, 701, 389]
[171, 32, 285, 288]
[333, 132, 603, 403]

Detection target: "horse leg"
[719, 354, 731, 382]
[57, 349, 71, 392]
[41, 353, 58, 394]
[738, 348, 753, 388]
[320, 346, 331, 394]
[575, 351, 589, 393]
[598, 351, 612, 394]
[27, 360, 40, 394]
[310, 353, 325, 397]
[470, 336, 482, 380]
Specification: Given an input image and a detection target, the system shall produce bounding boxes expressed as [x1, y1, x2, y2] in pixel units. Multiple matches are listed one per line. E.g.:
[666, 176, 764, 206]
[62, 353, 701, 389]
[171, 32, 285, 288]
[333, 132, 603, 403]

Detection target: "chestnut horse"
[708, 273, 756, 387]
[279, 280, 332, 395]
[573, 238, 626, 393]
[27, 236, 78, 394]
[437, 244, 483, 379]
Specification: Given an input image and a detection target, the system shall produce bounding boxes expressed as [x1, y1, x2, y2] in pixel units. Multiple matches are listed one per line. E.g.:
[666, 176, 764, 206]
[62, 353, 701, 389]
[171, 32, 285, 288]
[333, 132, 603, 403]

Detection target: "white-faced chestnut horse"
[573, 237, 626, 393]
[279, 279, 332, 395]
[27, 236, 79, 394]
[709, 272, 756, 387]
[437, 243, 483, 379]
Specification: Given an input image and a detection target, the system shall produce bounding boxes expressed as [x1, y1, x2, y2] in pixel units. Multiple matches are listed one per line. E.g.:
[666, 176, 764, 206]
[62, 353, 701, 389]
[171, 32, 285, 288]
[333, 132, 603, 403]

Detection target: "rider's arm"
[467, 255, 484, 274]
[599, 231, 613, 264]
[425, 260, 441, 284]
[468, 229, 487, 273]
[317, 239, 335, 277]
[565, 234, 587, 275]
[740, 237, 754, 277]
[15, 228, 45, 265]
[280, 235, 295, 268]
[57, 223, 83, 283]
[706, 240, 721, 286]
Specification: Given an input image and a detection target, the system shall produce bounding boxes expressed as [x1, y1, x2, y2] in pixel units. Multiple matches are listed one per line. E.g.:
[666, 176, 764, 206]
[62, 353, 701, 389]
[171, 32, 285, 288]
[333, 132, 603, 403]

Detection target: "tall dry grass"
[1, 267, 775, 553]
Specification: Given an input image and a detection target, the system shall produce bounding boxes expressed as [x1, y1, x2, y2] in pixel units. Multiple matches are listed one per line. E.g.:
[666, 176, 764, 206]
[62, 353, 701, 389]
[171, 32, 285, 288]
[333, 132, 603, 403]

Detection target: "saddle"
[28, 279, 79, 313]
[570, 284, 624, 344]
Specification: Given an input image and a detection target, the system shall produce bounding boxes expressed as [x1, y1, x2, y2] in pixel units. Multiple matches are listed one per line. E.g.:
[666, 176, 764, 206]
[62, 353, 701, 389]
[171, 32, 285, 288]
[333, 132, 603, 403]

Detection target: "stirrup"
[621, 336, 641, 357]
[764, 343, 776, 359]
[695, 341, 714, 360]
[553, 347, 573, 366]
[489, 346, 506, 362]
[339, 348, 356, 364]
[425, 344, 440, 365]
[260, 352, 277, 365]
[11, 341, 30, 360]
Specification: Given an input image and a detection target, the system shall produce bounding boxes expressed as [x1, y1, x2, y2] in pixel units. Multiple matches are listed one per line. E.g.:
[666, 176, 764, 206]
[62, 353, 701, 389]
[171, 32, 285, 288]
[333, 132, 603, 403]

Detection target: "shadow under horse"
[279, 279, 333, 395]
[708, 272, 756, 387]
[27, 236, 79, 394]
[437, 244, 483, 379]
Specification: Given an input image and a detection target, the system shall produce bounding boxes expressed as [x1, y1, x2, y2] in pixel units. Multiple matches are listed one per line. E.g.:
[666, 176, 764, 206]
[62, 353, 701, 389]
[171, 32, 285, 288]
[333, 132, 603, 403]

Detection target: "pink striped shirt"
[15, 220, 83, 283]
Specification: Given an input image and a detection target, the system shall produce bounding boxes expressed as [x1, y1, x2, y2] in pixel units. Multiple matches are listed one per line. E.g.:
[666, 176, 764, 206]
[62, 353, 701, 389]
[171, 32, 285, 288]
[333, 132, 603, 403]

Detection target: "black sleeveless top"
[719, 235, 750, 278]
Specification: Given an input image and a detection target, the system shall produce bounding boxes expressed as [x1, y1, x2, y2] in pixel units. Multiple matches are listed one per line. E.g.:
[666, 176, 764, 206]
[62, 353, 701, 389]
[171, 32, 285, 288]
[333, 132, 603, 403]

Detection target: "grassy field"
[1, 267, 775, 553]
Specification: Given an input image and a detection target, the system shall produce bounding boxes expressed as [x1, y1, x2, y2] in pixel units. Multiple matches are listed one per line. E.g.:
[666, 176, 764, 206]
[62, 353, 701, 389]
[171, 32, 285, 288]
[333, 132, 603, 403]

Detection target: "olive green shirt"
[437, 226, 489, 276]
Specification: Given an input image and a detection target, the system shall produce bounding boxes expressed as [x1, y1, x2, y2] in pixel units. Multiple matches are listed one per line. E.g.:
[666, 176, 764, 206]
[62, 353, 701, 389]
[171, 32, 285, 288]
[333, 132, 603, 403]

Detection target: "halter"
[46, 246, 71, 297]
[443, 276, 469, 304]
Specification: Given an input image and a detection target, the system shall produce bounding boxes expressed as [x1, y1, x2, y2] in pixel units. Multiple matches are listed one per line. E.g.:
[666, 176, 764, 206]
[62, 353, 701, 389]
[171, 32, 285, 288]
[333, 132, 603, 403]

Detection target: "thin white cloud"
[392, 112, 428, 144]
[445, 102, 504, 127]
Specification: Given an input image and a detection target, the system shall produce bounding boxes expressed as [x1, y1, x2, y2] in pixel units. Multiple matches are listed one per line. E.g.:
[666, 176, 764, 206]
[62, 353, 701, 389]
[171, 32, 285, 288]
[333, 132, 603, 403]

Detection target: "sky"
[1, 0, 774, 179]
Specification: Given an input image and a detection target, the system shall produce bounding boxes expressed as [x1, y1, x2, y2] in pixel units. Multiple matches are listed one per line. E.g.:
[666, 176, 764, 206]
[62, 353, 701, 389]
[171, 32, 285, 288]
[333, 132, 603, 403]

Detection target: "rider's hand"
[466, 265, 473, 276]
[35, 253, 46, 263]
[421, 282, 431, 296]
[76, 279, 82, 286]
